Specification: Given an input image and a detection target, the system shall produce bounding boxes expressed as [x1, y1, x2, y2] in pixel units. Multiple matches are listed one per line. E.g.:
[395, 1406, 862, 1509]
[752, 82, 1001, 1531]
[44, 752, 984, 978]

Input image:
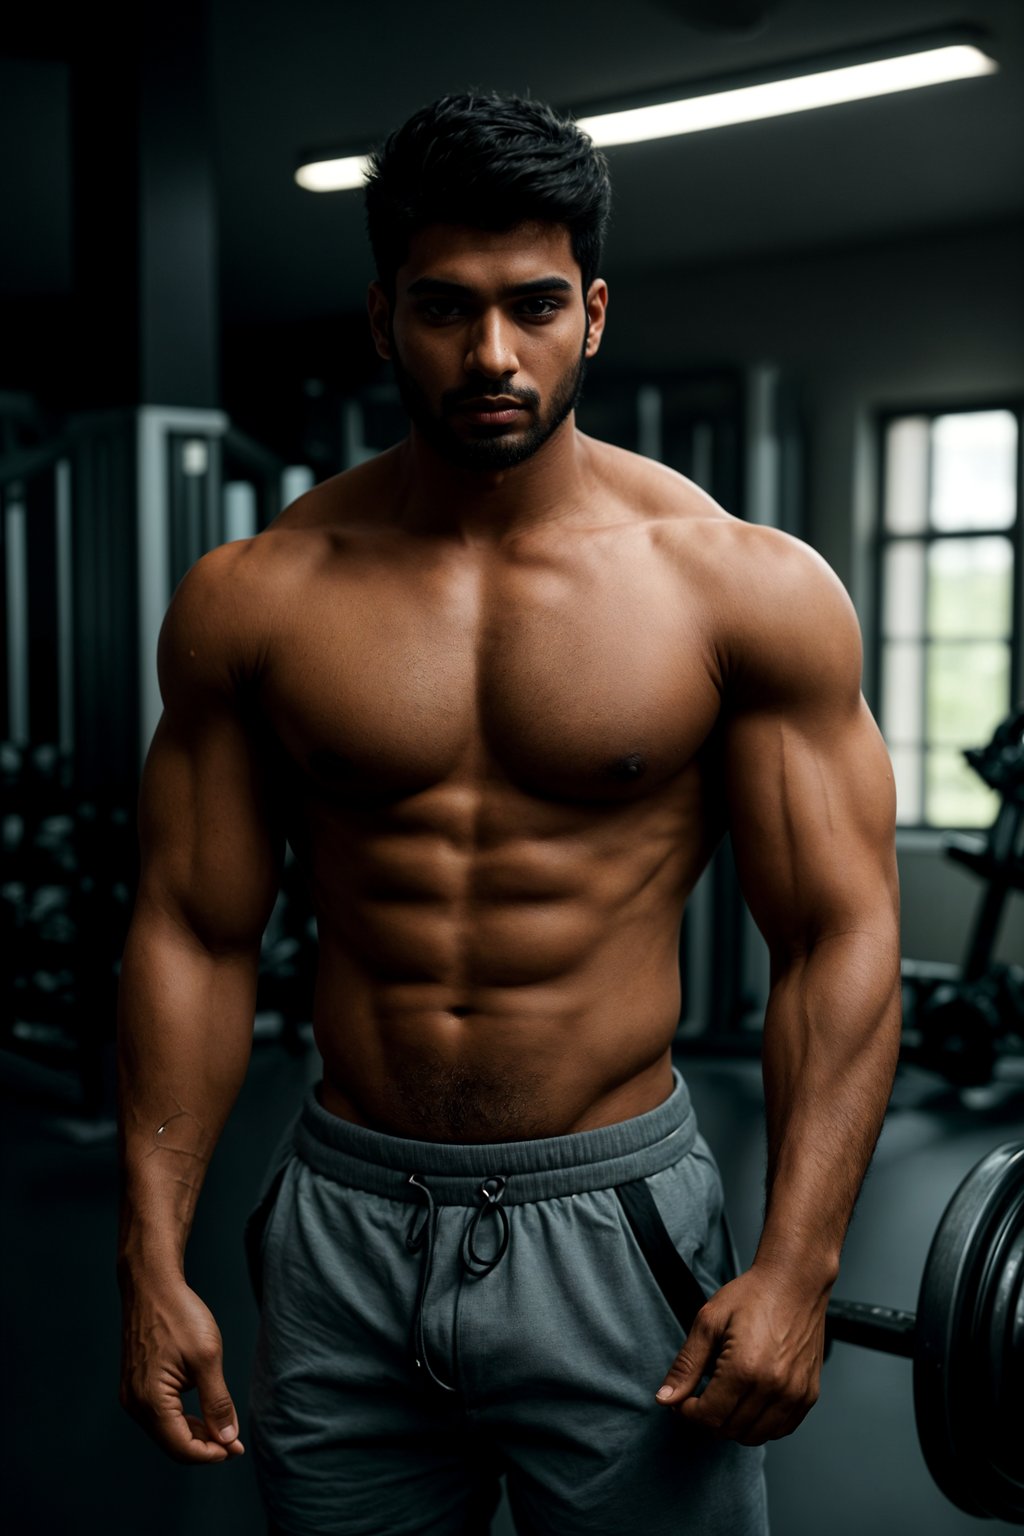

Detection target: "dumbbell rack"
[1, 742, 136, 1114]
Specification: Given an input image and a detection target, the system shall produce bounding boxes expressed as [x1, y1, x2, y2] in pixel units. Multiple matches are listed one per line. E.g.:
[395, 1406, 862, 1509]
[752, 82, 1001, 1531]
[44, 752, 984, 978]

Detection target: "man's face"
[368, 222, 607, 473]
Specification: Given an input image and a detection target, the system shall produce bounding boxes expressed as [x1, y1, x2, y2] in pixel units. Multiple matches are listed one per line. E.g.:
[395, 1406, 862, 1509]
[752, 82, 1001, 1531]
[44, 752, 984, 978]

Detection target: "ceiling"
[208, 0, 1024, 324]
[0, 0, 1021, 333]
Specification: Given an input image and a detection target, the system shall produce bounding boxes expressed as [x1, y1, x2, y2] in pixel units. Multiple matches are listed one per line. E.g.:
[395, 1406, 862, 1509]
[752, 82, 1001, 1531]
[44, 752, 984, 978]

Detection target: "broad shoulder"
[592, 439, 863, 699]
[707, 520, 863, 707]
[165, 459, 377, 634]
[593, 436, 852, 599]
[158, 539, 275, 697]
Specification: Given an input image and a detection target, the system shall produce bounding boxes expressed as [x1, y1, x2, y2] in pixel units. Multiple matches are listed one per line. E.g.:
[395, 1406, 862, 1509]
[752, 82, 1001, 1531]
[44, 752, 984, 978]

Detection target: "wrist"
[116, 1225, 187, 1288]
[750, 1243, 840, 1297]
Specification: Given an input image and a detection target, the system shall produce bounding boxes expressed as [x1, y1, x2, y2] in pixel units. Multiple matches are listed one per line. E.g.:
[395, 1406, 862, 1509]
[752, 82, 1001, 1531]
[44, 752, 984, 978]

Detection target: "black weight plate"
[912, 1142, 1024, 1523]
[985, 1211, 1024, 1512]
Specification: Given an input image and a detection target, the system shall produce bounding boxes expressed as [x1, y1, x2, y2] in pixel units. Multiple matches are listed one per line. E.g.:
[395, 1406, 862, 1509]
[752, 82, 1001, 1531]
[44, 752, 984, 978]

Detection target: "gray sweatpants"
[246, 1069, 768, 1536]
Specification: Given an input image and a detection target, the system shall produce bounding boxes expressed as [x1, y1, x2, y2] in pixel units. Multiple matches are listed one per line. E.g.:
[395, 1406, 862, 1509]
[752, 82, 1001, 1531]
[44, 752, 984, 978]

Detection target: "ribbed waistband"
[292, 1068, 696, 1206]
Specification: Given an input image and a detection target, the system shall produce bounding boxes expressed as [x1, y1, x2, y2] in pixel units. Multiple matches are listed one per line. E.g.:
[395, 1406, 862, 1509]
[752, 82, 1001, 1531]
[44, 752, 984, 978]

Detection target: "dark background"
[1, 1, 1022, 1532]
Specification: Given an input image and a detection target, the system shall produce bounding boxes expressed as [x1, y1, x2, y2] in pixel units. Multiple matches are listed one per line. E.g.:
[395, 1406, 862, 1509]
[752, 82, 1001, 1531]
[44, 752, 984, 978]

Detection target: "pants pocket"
[615, 1177, 709, 1335]
[619, 1141, 740, 1330]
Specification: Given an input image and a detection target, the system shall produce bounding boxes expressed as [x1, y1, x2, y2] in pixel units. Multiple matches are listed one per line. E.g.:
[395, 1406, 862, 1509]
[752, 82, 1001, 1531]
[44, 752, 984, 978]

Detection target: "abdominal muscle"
[307, 833, 692, 1143]
[272, 716, 722, 1141]
[314, 951, 682, 1143]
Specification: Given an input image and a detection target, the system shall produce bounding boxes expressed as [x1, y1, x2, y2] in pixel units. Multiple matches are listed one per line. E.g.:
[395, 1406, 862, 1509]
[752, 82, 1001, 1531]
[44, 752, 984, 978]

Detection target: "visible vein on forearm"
[142, 1097, 211, 1162]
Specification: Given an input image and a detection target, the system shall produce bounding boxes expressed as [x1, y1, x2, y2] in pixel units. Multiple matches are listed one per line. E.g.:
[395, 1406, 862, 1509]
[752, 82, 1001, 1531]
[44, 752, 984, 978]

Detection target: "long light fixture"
[294, 34, 997, 193]
[579, 42, 996, 147]
[296, 154, 368, 193]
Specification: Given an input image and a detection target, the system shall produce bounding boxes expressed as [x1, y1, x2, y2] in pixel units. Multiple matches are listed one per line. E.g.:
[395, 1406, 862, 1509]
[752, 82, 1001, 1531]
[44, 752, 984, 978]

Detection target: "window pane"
[881, 641, 924, 743]
[884, 417, 929, 533]
[926, 641, 1010, 746]
[890, 744, 922, 825]
[925, 747, 999, 828]
[882, 541, 925, 637]
[930, 410, 1018, 531]
[927, 536, 1014, 639]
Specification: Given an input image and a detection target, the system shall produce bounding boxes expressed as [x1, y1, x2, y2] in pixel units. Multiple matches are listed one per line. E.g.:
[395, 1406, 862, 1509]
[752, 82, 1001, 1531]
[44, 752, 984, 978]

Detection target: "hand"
[119, 1269, 245, 1464]
[654, 1266, 828, 1445]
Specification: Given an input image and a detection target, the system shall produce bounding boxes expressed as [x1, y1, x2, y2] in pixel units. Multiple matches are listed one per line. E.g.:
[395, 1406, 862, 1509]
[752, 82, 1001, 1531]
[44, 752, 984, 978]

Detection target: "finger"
[184, 1413, 246, 1455]
[194, 1352, 241, 1448]
[682, 1376, 815, 1445]
[677, 1371, 757, 1435]
[124, 1379, 231, 1464]
[726, 1384, 819, 1446]
[656, 1313, 718, 1406]
[689, 1385, 773, 1442]
[709, 1356, 822, 1443]
[152, 1404, 232, 1463]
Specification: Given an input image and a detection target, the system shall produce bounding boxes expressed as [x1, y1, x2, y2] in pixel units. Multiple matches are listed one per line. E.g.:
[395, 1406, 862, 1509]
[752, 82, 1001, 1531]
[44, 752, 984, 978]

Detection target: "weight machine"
[903, 706, 1024, 1086]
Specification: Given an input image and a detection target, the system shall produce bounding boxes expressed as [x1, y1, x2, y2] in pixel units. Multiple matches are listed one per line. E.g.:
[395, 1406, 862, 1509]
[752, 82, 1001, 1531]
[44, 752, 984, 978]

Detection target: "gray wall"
[602, 220, 1024, 968]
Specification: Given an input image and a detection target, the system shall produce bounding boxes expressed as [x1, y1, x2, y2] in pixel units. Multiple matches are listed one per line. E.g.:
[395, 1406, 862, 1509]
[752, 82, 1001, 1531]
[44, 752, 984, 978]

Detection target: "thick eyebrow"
[405, 275, 576, 299]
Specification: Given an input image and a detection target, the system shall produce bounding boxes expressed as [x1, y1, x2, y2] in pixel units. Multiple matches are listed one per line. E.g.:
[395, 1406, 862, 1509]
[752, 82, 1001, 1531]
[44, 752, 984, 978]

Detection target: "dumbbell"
[825, 1141, 1024, 1523]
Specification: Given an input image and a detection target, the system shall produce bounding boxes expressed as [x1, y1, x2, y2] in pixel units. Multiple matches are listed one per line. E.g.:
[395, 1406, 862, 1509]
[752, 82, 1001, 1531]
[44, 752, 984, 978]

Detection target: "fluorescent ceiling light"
[295, 154, 369, 192]
[295, 40, 996, 192]
[578, 44, 996, 147]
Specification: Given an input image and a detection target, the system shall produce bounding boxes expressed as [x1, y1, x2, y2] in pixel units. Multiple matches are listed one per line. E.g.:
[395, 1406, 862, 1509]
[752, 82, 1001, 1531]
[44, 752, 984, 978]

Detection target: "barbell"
[825, 1140, 1024, 1523]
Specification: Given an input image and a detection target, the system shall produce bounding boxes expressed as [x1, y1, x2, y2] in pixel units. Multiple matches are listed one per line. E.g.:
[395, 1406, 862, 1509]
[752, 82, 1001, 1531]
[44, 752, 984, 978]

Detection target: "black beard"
[389, 329, 589, 473]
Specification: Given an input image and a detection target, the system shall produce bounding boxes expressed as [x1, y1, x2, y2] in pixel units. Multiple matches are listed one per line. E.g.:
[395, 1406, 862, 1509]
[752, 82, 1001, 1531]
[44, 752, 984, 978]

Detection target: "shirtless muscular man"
[117, 92, 901, 1536]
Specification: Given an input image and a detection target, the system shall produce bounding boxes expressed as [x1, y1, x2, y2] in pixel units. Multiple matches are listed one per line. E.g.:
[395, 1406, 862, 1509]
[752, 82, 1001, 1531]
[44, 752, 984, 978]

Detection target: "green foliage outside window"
[879, 410, 1019, 828]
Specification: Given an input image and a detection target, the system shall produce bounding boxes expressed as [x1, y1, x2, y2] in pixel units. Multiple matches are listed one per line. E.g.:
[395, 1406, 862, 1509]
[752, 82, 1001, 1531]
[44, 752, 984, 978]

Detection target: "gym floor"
[3, 1039, 1021, 1536]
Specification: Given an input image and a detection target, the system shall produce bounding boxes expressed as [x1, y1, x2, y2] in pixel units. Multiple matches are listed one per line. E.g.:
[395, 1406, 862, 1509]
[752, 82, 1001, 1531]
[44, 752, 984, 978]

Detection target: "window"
[876, 406, 1022, 828]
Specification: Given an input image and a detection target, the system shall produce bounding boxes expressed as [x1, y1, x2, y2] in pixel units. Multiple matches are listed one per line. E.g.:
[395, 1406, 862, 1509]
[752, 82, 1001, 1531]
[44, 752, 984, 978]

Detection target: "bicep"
[722, 566, 898, 959]
[135, 553, 284, 954]
[725, 697, 897, 952]
[138, 711, 284, 954]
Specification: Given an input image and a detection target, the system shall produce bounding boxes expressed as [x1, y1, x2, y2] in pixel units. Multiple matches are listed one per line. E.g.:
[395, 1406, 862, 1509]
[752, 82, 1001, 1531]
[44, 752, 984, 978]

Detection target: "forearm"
[753, 929, 902, 1292]
[116, 903, 259, 1281]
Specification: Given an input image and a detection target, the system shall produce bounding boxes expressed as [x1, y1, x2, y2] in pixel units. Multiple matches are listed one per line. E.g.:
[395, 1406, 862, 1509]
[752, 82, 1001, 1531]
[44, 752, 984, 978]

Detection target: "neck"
[386, 417, 595, 547]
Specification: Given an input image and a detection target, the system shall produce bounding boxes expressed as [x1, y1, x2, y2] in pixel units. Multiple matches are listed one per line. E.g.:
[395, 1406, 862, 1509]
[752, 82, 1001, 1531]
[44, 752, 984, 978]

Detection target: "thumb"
[194, 1348, 240, 1446]
[656, 1312, 716, 1406]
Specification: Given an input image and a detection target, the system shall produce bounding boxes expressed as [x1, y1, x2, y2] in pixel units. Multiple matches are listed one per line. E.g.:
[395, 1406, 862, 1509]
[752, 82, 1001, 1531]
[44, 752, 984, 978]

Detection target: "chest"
[259, 540, 723, 803]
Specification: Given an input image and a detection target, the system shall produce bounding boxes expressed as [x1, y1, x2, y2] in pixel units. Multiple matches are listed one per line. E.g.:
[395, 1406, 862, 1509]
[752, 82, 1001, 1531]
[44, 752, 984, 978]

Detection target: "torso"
[245, 435, 746, 1141]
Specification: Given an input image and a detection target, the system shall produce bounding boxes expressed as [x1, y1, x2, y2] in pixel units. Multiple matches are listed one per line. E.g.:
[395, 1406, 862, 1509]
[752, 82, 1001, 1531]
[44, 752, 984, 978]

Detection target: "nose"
[463, 309, 519, 382]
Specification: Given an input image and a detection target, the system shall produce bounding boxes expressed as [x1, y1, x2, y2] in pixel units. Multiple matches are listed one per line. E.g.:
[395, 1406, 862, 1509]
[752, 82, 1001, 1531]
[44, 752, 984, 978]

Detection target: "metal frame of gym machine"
[0, 407, 303, 1111]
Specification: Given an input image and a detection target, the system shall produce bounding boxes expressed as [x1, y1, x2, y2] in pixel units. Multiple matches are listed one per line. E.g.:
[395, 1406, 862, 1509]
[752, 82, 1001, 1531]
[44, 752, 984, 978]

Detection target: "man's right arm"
[117, 544, 285, 1464]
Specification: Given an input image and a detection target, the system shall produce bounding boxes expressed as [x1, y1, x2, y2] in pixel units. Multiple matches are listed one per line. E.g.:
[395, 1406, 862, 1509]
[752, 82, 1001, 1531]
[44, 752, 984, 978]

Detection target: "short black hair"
[363, 91, 612, 300]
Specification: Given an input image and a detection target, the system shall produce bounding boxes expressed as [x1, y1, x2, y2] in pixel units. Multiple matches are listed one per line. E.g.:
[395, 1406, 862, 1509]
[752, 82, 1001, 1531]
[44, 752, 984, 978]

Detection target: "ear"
[367, 281, 392, 360]
[583, 279, 608, 359]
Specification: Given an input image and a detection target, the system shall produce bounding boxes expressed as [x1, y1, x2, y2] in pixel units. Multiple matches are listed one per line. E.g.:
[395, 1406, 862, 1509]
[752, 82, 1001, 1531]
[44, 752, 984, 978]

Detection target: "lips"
[458, 401, 526, 425]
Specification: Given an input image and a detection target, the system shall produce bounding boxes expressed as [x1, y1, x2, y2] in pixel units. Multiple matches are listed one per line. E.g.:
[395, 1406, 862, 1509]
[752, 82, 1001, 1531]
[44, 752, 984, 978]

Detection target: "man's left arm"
[657, 534, 902, 1445]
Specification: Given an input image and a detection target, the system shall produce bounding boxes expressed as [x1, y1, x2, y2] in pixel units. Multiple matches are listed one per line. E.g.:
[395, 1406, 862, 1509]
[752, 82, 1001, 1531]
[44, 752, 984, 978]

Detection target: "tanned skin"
[117, 220, 900, 1463]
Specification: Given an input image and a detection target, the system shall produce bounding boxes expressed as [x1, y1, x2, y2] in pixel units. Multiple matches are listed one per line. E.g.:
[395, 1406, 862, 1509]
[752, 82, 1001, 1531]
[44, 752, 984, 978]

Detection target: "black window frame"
[872, 397, 1024, 831]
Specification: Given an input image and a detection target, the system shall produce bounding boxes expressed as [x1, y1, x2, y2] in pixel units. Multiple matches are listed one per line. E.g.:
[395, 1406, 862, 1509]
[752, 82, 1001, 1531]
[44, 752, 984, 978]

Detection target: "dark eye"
[419, 301, 465, 322]
[518, 297, 561, 318]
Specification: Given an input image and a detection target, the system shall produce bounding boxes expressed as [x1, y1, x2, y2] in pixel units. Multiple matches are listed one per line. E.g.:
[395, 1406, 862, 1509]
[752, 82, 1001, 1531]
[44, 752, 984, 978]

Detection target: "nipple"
[606, 753, 647, 782]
